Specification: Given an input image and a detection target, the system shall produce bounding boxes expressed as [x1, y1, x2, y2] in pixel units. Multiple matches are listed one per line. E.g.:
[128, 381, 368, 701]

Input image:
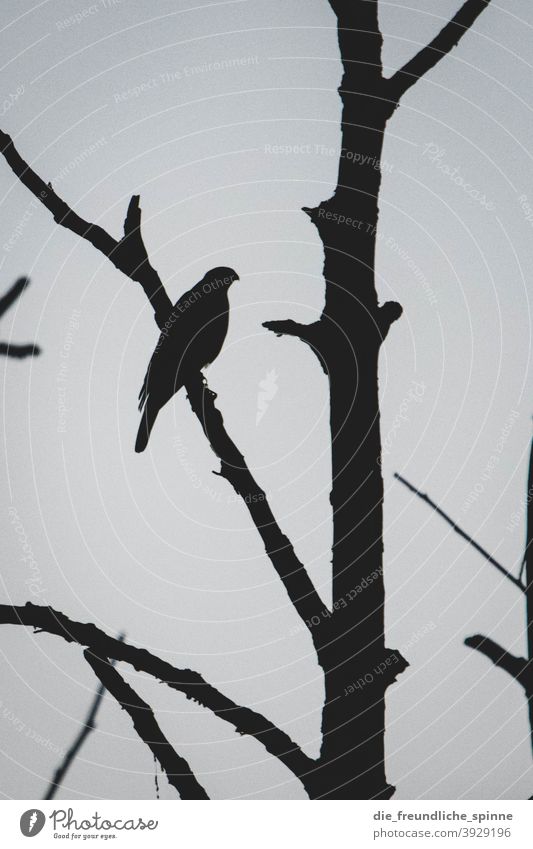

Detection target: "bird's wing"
[138, 283, 205, 411]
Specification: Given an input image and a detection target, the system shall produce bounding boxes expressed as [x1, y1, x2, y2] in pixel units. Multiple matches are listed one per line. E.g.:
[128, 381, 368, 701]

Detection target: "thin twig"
[394, 472, 524, 591]
[44, 634, 125, 800]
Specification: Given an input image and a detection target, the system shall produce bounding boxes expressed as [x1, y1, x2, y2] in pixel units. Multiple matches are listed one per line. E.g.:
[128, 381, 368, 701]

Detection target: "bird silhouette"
[135, 266, 239, 452]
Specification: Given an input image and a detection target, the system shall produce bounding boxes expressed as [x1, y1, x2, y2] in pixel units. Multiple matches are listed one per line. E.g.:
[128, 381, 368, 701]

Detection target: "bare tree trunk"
[266, 0, 494, 798]
[268, 4, 406, 799]
[307, 95, 404, 803]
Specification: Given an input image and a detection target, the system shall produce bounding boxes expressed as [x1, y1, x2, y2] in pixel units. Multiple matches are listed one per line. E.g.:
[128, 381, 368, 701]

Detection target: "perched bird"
[135, 266, 239, 452]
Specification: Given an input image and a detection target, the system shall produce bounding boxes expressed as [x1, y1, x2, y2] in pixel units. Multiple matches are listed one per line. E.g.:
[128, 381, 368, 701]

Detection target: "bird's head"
[205, 267, 240, 289]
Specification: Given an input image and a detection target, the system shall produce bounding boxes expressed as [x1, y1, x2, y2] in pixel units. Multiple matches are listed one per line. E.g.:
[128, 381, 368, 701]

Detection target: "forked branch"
[0, 131, 321, 635]
[0, 602, 313, 782]
[84, 649, 209, 799]
[388, 0, 493, 102]
[0, 131, 172, 326]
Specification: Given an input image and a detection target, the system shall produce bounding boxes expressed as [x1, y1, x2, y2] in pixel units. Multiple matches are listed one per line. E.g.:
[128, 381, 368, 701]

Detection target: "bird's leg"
[200, 370, 217, 399]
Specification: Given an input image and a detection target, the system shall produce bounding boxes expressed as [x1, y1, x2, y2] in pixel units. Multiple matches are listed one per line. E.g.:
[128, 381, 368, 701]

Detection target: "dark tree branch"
[0, 276, 29, 317]
[388, 1, 493, 102]
[0, 277, 40, 357]
[185, 374, 324, 633]
[394, 473, 524, 592]
[0, 342, 40, 358]
[465, 635, 533, 693]
[44, 634, 125, 800]
[0, 131, 172, 327]
[0, 131, 317, 636]
[0, 602, 313, 781]
[84, 649, 209, 799]
[262, 320, 317, 341]
[262, 320, 328, 374]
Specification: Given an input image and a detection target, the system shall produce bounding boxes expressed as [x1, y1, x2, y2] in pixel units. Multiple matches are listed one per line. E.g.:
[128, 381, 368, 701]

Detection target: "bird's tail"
[135, 403, 159, 453]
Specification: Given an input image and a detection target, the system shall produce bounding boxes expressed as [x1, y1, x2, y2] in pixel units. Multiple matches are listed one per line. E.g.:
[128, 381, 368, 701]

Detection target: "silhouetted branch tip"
[465, 634, 533, 692]
[184, 375, 325, 631]
[0, 343, 41, 359]
[388, 0, 493, 101]
[0, 276, 30, 317]
[263, 319, 315, 340]
[0, 130, 172, 327]
[378, 302, 403, 339]
[394, 472, 524, 591]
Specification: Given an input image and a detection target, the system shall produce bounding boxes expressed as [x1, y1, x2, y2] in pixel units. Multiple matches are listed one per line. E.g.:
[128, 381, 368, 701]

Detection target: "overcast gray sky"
[0, 0, 532, 800]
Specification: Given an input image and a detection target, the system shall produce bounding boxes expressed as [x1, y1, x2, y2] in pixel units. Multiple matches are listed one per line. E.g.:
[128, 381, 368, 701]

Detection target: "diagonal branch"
[0, 131, 172, 327]
[185, 374, 324, 633]
[44, 677, 105, 800]
[44, 633, 125, 800]
[0, 276, 30, 318]
[388, 0, 493, 102]
[0, 133, 321, 646]
[0, 134, 320, 643]
[465, 634, 533, 693]
[84, 648, 209, 799]
[0, 602, 313, 782]
[394, 473, 524, 592]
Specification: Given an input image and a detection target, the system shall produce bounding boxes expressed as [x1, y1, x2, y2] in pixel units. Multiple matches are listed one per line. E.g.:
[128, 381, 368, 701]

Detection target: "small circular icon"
[20, 810, 46, 837]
